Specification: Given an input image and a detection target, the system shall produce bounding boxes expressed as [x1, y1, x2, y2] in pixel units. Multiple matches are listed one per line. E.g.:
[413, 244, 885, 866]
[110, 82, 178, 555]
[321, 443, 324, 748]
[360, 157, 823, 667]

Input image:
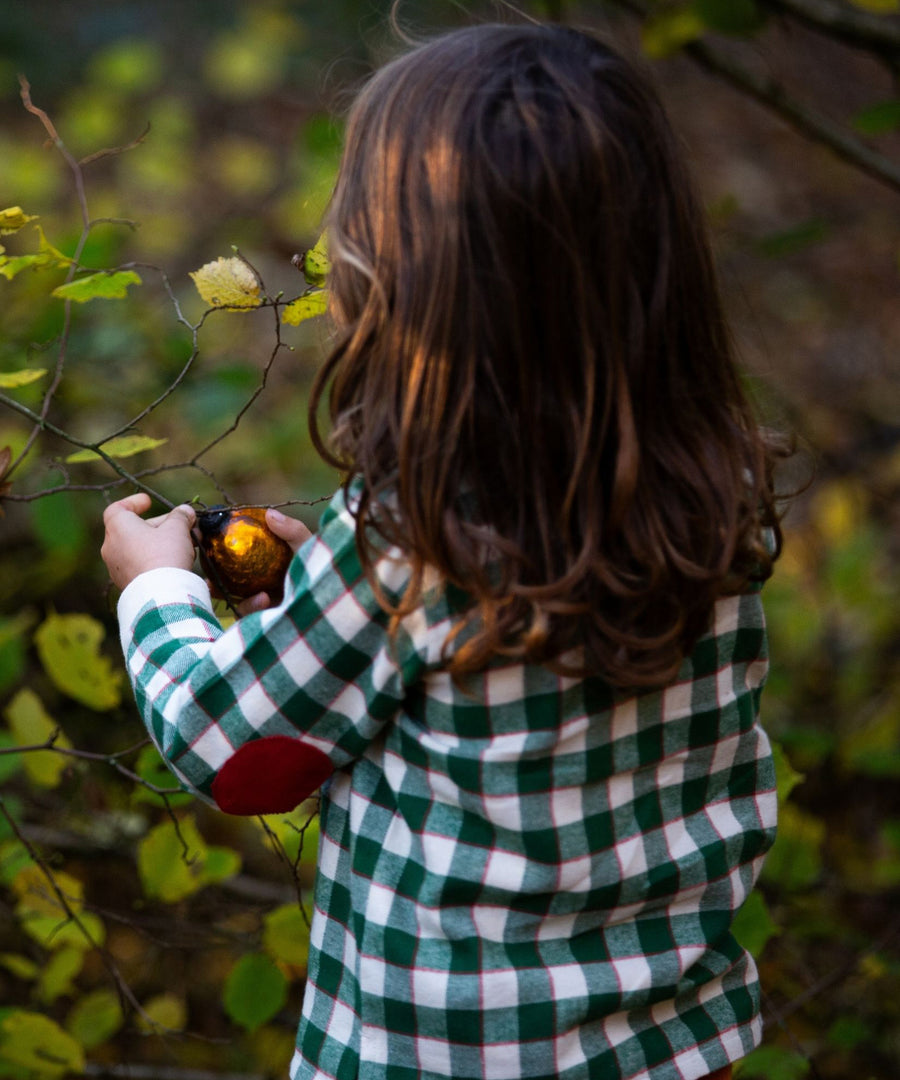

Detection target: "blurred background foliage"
[1, 1, 900, 1078]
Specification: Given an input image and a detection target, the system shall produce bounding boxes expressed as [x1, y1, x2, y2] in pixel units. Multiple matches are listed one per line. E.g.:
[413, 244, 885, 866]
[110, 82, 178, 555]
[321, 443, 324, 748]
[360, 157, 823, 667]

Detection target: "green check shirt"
[117, 484, 777, 1080]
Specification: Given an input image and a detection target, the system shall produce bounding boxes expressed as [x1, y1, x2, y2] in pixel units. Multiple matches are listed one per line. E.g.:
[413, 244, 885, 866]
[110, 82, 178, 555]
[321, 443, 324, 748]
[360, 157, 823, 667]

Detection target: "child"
[102, 22, 782, 1080]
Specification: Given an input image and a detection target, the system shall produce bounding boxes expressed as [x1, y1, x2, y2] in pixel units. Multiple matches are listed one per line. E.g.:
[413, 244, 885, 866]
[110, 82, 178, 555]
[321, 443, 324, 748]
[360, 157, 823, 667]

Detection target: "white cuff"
[117, 567, 214, 654]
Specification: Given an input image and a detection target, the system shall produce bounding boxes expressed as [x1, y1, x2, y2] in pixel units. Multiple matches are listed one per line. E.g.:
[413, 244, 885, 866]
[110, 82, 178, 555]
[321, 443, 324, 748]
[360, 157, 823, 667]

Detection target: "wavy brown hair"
[309, 22, 783, 689]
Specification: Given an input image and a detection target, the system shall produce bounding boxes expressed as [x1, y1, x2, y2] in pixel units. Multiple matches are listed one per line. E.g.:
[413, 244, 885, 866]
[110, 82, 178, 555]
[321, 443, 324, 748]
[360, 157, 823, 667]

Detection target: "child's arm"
[102, 489, 428, 816]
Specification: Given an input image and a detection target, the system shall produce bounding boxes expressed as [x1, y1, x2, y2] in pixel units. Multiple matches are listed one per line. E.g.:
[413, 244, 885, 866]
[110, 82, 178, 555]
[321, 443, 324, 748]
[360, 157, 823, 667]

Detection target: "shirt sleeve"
[117, 489, 426, 815]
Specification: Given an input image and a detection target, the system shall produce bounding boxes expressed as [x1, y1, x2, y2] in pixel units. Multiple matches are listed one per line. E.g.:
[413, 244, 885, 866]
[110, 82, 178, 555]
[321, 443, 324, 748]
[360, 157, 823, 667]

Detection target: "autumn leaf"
[0, 368, 47, 389]
[33, 612, 123, 711]
[4, 689, 74, 789]
[189, 256, 262, 309]
[0, 207, 39, 235]
[282, 289, 327, 325]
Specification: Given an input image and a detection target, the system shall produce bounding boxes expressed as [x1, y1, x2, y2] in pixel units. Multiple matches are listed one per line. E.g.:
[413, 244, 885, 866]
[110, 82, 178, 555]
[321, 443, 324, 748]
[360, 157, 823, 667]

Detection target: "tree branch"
[683, 34, 900, 194]
[758, 0, 900, 55]
[609, 0, 900, 196]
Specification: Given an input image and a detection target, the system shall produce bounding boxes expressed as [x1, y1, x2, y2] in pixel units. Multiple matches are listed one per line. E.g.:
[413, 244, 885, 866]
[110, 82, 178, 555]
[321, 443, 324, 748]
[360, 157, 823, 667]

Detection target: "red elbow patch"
[211, 735, 334, 815]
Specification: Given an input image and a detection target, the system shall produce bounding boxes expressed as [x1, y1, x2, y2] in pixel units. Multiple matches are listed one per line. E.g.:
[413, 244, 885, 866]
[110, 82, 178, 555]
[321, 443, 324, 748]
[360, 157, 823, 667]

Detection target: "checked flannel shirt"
[117, 483, 777, 1080]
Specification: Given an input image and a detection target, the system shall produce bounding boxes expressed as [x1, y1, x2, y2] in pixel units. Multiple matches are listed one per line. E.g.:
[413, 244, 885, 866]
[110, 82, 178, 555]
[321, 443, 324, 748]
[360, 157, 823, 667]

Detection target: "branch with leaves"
[0, 83, 329, 1075]
[607, 0, 900, 197]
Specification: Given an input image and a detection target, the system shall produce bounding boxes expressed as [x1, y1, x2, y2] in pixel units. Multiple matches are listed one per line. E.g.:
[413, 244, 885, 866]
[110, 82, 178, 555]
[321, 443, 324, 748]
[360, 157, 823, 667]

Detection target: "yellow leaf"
[189, 255, 262, 309]
[0, 368, 47, 389]
[19, 909, 106, 952]
[810, 480, 863, 546]
[33, 612, 123, 711]
[65, 434, 167, 463]
[136, 992, 187, 1033]
[4, 689, 72, 788]
[641, 8, 706, 58]
[282, 290, 327, 325]
[12, 864, 83, 918]
[0, 207, 39, 235]
[0, 1011, 85, 1078]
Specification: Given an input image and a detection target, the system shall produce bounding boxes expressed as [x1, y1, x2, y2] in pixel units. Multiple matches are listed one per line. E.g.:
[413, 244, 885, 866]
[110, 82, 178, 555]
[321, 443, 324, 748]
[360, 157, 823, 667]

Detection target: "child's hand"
[232, 507, 313, 615]
[101, 493, 198, 591]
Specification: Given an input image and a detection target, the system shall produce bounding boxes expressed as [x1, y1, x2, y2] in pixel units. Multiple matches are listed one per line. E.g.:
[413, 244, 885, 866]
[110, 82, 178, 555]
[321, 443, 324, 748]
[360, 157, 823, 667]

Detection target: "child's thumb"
[266, 507, 312, 552]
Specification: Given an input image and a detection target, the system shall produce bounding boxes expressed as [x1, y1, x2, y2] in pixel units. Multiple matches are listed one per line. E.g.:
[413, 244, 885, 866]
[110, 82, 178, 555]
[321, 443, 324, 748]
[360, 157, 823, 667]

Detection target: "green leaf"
[0, 954, 39, 981]
[0, 1010, 85, 1078]
[761, 802, 825, 891]
[263, 904, 311, 968]
[4, 689, 72, 788]
[65, 434, 167, 463]
[131, 744, 193, 806]
[257, 804, 319, 864]
[223, 953, 287, 1031]
[853, 100, 900, 135]
[0, 733, 23, 785]
[282, 290, 327, 325]
[51, 269, 142, 302]
[30, 492, 89, 557]
[693, 0, 766, 35]
[34, 612, 123, 711]
[204, 845, 242, 885]
[642, 8, 706, 58]
[734, 1044, 810, 1079]
[0, 369, 47, 389]
[36, 947, 84, 1004]
[137, 815, 234, 901]
[756, 219, 828, 258]
[732, 890, 780, 958]
[65, 989, 124, 1049]
[299, 232, 329, 286]
[0, 225, 71, 280]
[0, 841, 32, 886]
[772, 741, 805, 804]
[18, 910, 106, 952]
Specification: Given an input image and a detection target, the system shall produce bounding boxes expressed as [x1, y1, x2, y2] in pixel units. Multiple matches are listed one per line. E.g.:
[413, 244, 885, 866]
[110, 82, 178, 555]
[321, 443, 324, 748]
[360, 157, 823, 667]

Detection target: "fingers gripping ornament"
[195, 506, 293, 604]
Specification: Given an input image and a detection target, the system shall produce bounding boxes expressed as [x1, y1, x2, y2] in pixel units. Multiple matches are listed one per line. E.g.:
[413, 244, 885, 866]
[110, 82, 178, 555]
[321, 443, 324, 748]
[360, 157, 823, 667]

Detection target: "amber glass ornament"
[196, 506, 292, 603]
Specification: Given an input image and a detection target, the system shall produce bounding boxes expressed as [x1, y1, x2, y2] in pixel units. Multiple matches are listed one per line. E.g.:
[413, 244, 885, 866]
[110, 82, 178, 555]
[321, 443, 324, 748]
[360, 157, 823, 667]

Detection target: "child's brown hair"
[310, 22, 783, 689]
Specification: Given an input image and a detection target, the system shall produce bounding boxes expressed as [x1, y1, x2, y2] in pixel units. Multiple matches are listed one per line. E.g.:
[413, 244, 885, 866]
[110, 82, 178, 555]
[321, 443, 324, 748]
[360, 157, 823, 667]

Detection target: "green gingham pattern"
[117, 485, 777, 1080]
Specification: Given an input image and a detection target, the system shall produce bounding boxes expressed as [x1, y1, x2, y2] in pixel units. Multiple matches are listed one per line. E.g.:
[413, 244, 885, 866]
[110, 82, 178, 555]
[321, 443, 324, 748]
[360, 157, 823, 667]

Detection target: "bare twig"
[79, 121, 152, 166]
[758, 0, 900, 54]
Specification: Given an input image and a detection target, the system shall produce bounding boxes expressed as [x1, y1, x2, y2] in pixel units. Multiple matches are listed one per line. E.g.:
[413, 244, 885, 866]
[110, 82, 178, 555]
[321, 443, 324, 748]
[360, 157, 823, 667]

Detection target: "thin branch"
[0, 390, 176, 508]
[609, 0, 900, 196]
[19, 75, 89, 231]
[79, 121, 152, 166]
[758, 0, 900, 54]
[683, 35, 900, 194]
